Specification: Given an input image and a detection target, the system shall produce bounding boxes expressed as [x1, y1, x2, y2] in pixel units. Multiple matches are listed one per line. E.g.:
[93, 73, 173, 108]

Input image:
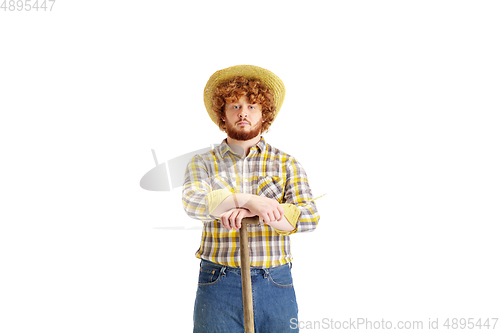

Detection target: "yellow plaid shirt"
[182, 137, 320, 268]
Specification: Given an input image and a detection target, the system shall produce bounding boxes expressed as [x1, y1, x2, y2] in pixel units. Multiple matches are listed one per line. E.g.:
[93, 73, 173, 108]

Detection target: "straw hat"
[203, 65, 286, 126]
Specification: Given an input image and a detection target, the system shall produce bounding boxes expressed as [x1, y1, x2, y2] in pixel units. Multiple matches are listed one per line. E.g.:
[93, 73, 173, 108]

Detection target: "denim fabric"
[193, 259, 299, 332]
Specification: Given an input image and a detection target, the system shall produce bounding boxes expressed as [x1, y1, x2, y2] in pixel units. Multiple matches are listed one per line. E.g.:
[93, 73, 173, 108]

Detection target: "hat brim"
[203, 65, 285, 127]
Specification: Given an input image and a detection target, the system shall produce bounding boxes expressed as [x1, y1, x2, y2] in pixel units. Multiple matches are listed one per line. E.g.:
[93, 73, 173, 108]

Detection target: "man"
[183, 65, 320, 332]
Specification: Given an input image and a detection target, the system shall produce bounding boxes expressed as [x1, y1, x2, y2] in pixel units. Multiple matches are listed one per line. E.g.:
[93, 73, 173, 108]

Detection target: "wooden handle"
[240, 216, 259, 333]
[242, 216, 259, 225]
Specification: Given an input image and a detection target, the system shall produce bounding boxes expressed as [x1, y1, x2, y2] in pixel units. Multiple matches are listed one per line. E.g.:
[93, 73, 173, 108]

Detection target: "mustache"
[236, 120, 251, 125]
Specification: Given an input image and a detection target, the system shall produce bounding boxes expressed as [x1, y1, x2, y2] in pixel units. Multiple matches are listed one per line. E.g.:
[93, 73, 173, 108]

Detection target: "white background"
[1, 1, 499, 332]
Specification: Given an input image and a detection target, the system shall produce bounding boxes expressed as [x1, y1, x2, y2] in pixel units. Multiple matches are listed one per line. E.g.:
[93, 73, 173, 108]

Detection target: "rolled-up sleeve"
[182, 155, 232, 222]
[275, 157, 320, 235]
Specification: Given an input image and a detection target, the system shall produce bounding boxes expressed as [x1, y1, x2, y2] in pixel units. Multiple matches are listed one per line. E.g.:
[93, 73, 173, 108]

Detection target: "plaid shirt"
[182, 137, 320, 268]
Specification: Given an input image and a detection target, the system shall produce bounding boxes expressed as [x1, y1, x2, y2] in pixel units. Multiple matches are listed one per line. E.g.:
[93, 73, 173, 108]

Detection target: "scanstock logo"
[140, 144, 221, 192]
[140, 144, 247, 230]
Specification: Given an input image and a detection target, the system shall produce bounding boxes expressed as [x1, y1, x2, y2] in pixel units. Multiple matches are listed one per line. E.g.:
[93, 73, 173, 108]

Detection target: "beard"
[226, 120, 262, 141]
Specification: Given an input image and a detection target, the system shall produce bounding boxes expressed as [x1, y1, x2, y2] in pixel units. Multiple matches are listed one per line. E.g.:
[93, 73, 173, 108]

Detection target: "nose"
[238, 107, 248, 118]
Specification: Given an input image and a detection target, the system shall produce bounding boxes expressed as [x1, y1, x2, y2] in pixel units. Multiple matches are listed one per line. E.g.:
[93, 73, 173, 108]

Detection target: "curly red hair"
[212, 76, 276, 133]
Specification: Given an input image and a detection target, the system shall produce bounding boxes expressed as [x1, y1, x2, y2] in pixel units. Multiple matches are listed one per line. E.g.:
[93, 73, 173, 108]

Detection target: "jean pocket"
[198, 266, 223, 286]
[268, 264, 293, 288]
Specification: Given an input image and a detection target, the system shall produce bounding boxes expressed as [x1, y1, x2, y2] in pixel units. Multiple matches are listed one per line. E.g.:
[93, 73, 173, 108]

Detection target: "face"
[223, 95, 263, 141]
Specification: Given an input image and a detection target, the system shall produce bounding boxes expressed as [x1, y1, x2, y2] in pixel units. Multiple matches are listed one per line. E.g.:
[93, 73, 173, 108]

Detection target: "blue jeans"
[193, 259, 299, 332]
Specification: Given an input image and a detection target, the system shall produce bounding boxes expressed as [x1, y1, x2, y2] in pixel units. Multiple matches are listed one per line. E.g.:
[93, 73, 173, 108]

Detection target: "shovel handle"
[240, 216, 259, 333]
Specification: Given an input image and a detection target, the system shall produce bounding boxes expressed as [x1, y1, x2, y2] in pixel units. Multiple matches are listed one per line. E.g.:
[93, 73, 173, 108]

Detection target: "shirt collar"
[255, 136, 267, 152]
[219, 139, 232, 156]
[219, 136, 267, 157]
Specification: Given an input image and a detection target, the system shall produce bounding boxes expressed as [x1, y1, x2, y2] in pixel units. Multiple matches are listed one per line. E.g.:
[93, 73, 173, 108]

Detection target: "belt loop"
[220, 266, 226, 277]
[263, 268, 269, 278]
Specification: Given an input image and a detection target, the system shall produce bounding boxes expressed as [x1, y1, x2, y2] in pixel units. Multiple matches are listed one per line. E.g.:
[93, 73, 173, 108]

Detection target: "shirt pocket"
[256, 176, 284, 202]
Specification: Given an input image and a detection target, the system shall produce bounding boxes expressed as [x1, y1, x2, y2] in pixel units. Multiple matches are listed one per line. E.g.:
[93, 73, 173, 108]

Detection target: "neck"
[227, 135, 261, 157]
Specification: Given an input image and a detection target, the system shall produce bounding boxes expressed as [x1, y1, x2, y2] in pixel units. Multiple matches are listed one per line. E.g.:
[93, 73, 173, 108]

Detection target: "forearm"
[213, 194, 295, 232]
[210, 193, 254, 217]
[266, 214, 295, 232]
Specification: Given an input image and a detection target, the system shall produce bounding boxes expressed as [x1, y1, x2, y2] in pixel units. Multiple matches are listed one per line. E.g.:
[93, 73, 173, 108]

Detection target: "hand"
[245, 195, 285, 224]
[220, 208, 256, 231]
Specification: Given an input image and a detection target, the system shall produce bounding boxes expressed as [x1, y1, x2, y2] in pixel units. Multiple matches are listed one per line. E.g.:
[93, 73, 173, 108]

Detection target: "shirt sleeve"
[273, 156, 320, 236]
[182, 154, 232, 222]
